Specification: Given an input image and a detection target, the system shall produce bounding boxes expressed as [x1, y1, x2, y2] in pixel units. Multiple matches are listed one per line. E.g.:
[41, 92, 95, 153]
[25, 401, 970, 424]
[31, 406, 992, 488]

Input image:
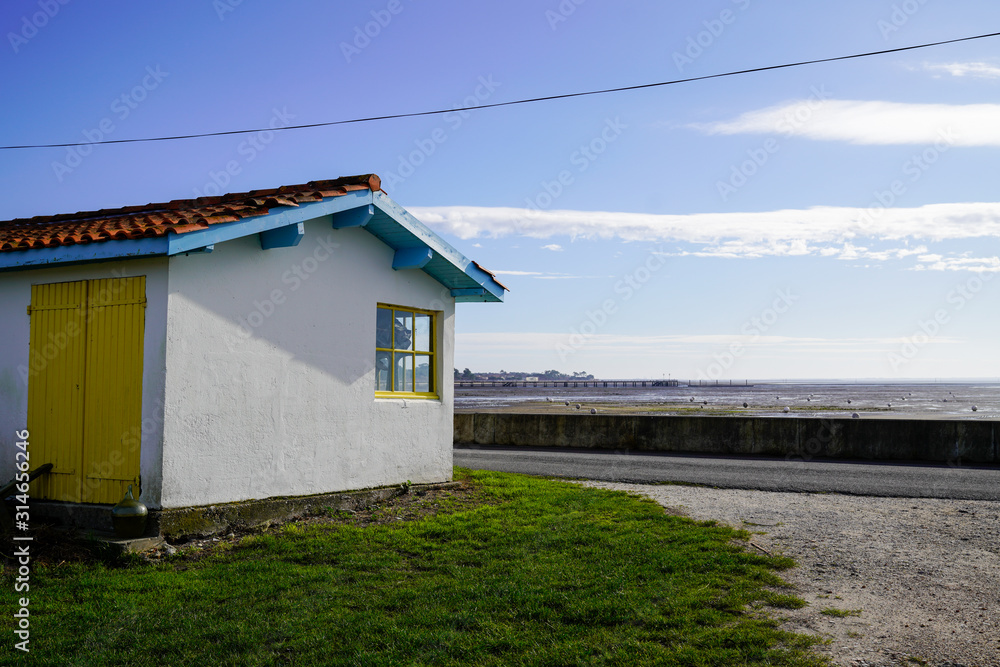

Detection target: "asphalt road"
[454, 446, 1000, 500]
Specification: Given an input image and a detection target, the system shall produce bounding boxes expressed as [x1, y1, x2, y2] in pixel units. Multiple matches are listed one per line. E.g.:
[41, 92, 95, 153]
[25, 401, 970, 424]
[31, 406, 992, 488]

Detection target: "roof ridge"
[0, 174, 383, 252]
[1, 174, 381, 226]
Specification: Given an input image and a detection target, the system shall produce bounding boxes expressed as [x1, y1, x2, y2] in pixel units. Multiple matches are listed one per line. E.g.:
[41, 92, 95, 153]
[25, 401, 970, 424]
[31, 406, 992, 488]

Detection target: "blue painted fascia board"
[462, 262, 505, 302]
[0, 190, 375, 271]
[167, 190, 372, 255]
[373, 192, 471, 269]
[373, 191, 505, 302]
[451, 288, 489, 301]
[0, 237, 169, 272]
[0, 188, 505, 303]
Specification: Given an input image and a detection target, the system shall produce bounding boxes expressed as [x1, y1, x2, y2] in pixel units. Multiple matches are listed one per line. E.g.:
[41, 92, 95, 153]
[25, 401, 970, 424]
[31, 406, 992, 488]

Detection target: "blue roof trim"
[372, 191, 505, 302]
[0, 237, 168, 271]
[0, 187, 505, 302]
[372, 192, 469, 270]
[166, 190, 372, 255]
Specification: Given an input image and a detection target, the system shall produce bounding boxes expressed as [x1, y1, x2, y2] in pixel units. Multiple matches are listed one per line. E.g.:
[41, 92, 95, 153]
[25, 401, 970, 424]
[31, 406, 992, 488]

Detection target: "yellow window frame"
[375, 303, 438, 399]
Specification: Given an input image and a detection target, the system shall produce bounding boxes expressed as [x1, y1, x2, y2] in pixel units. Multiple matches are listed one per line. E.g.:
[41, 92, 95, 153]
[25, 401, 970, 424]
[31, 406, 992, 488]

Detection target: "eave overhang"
[0, 188, 506, 303]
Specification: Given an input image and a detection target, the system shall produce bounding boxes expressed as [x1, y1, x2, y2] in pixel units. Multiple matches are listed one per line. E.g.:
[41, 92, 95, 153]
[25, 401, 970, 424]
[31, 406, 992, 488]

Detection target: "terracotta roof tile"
[0, 174, 382, 253]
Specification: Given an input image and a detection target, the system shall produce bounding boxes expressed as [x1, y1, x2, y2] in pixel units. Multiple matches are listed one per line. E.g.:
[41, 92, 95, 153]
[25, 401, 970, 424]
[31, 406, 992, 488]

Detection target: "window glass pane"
[376, 308, 392, 349]
[414, 313, 431, 352]
[394, 311, 413, 351]
[394, 352, 413, 391]
[415, 354, 432, 392]
[376, 306, 435, 395]
[375, 351, 391, 391]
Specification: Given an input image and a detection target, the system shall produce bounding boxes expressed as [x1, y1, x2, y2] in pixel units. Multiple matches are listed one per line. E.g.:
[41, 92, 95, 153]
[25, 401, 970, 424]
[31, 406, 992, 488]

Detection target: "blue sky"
[3, 0, 1000, 380]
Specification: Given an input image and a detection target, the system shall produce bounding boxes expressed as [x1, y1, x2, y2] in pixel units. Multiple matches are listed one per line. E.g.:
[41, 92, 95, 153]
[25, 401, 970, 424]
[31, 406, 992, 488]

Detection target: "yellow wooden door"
[81, 277, 146, 504]
[27, 277, 146, 504]
[25, 280, 87, 503]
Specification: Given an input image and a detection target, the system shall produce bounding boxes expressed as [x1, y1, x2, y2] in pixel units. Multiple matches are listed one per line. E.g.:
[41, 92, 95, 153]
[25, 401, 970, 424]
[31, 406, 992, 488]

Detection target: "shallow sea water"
[456, 382, 1000, 420]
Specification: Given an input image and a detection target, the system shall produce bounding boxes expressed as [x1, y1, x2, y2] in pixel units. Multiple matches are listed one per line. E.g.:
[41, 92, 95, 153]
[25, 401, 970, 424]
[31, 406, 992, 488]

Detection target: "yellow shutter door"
[81, 277, 146, 504]
[26, 280, 87, 503]
[27, 277, 146, 504]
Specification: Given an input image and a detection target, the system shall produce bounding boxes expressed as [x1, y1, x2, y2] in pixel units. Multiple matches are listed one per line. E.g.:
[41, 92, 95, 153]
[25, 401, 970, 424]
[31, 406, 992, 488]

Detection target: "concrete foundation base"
[29, 481, 459, 541]
[87, 533, 166, 555]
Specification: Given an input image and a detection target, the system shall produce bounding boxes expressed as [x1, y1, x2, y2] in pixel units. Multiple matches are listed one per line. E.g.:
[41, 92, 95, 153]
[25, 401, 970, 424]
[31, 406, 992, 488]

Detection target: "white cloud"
[534, 274, 611, 280]
[413, 203, 1000, 271]
[541, 243, 563, 252]
[912, 254, 1000, 272]
[694, 99, 1000, 146]
[411, 202, 1000, 246]
[491, 269, 607, 280]
[664, 242, 931, 262]
[830, 243, 928, 262]
[922, 62, 1000, 79]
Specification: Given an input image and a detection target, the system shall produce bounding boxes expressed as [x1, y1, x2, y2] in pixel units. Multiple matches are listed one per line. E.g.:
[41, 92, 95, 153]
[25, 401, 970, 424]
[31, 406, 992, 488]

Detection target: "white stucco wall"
[159, 220, 456, 508]
[0, 258, 169, 508]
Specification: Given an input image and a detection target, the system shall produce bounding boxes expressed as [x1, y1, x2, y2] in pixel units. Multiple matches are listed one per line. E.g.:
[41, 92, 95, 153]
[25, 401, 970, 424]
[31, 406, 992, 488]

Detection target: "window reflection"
[394, 352, 413, 392]
[376, 305, 435, 396]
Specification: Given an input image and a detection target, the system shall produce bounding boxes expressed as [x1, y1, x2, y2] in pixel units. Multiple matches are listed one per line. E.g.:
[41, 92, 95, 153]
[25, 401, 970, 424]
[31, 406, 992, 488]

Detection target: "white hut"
[0, 175, 504, 517]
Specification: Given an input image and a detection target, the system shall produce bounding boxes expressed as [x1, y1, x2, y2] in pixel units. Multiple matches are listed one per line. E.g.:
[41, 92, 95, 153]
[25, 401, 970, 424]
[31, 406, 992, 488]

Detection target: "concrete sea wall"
[454, 413, 1000, 464]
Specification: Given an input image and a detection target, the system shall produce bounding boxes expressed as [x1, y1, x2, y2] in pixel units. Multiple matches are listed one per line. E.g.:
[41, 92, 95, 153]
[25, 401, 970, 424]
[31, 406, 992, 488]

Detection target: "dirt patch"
[582, 481, 1000, 667]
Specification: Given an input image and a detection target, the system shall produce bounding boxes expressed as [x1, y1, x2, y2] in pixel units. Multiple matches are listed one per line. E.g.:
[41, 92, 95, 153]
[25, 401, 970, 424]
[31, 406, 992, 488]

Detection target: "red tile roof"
[0, 174, 382, 253]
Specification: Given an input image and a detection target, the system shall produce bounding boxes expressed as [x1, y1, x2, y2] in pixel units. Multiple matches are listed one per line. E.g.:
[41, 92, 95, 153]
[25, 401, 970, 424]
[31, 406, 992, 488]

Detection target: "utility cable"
[2, 30, 998, 151]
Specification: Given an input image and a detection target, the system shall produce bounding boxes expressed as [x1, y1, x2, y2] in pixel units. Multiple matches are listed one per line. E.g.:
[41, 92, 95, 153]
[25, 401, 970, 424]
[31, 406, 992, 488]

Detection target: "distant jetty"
[455, 379, 763, 389]
[455, 379, 682, 388]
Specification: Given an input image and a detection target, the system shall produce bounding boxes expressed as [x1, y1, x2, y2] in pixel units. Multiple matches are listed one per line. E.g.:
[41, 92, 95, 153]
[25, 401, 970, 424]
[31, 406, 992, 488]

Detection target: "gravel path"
[581, 482, 1000, 667]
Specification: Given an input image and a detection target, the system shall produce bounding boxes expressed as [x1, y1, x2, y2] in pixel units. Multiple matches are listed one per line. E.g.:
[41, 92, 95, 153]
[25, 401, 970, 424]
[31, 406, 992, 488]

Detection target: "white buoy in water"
[575, 404, 581, 409]
[783, 406, 790, 413]
[972, 405, 978, 412]
[743, 402, 748, 408]
[546, 397, 552, 402]
[564, 401, 570, 406]
[847, 399, 851, 404]
[852, 413, 860, 419]
[590, 408, 597, 414]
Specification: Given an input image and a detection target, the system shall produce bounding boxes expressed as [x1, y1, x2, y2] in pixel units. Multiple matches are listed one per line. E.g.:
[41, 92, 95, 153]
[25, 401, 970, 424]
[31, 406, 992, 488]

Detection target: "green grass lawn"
[2, 470, 826, 666]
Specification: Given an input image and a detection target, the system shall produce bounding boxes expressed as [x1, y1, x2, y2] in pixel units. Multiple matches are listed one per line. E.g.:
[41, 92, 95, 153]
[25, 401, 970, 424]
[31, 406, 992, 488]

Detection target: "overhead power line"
[3, 30, 999, 152]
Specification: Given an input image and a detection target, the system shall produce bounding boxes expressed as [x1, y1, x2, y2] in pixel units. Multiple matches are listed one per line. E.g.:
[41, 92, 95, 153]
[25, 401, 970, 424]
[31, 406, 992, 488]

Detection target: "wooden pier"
[454, 379, 754, 389]
[454, 379, 680, 389]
